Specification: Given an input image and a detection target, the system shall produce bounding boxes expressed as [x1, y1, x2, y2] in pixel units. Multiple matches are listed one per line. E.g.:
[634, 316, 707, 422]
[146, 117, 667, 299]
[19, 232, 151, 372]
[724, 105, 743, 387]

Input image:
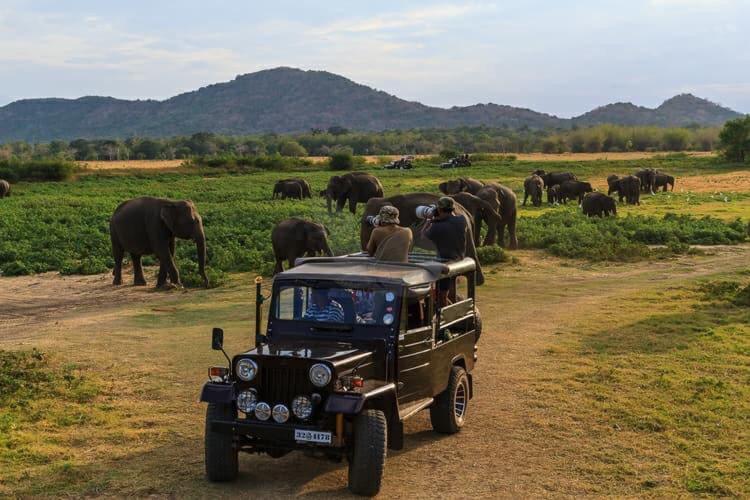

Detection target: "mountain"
[0, 68, 742, 141]
[572, 94, 741, 127]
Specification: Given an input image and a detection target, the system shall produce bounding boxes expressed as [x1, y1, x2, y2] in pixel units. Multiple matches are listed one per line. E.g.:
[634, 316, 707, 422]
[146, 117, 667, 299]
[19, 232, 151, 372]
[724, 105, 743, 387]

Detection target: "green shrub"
[0, 159, 75, 182]
[734, 285, 750, 306]
[329, 151, 354, 171]
[477, 245, 510, 265]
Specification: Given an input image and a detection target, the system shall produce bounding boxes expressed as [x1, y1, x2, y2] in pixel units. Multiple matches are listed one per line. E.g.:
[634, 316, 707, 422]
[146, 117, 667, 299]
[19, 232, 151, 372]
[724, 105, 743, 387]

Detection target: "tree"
[718, 116, 750, 162]
[327, 125, 349, 136]
[278, 140, 307, 157]
[661, 128, 690, 151]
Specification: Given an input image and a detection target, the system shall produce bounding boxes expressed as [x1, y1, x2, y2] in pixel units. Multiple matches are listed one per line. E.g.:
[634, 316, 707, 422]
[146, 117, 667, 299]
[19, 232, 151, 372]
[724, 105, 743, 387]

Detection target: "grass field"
[1, 155, 749, 497]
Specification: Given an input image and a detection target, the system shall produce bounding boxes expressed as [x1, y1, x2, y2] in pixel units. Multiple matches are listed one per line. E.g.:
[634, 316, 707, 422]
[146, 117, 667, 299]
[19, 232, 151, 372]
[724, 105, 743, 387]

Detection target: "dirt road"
[1, 246, 748, 497]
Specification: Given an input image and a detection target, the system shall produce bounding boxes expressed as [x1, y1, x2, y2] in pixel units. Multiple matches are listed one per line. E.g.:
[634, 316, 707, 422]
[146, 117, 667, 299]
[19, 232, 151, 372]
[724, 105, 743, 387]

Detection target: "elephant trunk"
[322, 239, 334, 257]
[194, 230, 209, 288]
[326, 190, 333, 213]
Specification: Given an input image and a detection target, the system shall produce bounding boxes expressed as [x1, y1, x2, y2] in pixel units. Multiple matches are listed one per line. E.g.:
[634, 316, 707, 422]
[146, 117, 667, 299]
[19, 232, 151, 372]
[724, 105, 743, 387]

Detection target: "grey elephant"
[276, 178, 311, 198]
[448, 191, 504, 248]
[360, 193, 485, 285]
[523, 174, 544, 207]
[533, 170, 577, 191]
[547, 185, 561, 205]
[438, 177, 484, 195]
[654, 173, 675, 192]
[476, 182, 518, 249]
[272, 180, 303, 200]
[110, 197, 208, 288]
[272, 218, 333, 274]
[559, 180, 593, 205]
[608, 175, 641, 205]
[0, 179, 10, 197]
[634, 168, 657, 194]
[582, 192, 617, 217]
[324, 172, 384, 214]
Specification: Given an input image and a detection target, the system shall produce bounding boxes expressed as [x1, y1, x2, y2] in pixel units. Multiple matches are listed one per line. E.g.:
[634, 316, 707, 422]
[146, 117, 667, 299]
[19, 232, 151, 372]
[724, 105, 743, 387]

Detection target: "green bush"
[189, 154, 313, 171]
[477, 246, 510, 265]
[329, 151, 354, 171]
[0, 159, 75, 182]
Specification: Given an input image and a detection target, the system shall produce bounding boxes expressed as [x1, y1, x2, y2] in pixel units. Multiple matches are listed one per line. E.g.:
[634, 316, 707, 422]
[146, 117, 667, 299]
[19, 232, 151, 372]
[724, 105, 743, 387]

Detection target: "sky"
[0, 0, 748, 117]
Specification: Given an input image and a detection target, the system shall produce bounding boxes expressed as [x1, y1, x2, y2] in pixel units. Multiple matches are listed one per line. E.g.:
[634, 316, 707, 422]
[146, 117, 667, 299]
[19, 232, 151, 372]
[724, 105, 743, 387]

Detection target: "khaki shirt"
[367, 225, 413, 263]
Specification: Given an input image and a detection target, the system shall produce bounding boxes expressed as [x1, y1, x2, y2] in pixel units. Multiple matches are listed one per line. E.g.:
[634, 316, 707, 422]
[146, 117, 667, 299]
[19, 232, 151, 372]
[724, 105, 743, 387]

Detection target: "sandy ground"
[1, 246, 749, 497]
[76, 152, 715, 171]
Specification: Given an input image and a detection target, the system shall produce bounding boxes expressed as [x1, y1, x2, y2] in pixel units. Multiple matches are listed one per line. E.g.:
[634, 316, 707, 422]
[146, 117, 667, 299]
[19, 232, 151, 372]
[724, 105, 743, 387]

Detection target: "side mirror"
[211, 328, 224, 351]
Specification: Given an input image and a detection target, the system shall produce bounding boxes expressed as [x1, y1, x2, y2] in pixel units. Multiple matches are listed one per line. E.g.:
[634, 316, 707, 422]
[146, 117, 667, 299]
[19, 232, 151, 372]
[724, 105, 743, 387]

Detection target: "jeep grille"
[259, 366, 315, 404]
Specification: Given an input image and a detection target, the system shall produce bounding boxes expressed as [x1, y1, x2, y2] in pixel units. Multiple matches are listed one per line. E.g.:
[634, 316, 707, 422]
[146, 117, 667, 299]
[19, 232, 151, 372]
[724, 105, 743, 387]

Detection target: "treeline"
[0, 125, 722, 161]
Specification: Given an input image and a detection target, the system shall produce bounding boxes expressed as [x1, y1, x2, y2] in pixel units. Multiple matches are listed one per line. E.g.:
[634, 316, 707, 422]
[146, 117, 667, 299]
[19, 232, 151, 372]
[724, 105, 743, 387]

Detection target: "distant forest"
[0, 124, 721, 161]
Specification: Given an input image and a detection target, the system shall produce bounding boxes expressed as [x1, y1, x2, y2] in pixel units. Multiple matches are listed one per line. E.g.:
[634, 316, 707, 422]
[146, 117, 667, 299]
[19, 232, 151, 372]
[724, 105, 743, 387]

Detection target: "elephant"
[523, 174, 544, 207]
[608, 175, 641, 205]
[547, 185, 561, 205]
[654, 173, 675, 192]
[448, 191, 504, 248]
[360, 193, 485, 285]
[532, 170, 577, 190]
[272, 180, 303, 200]
[634, 168, 657, 194]
[272, 218, 333, 274]
[109, 197, 208, 288]
[476, 182, 518, 249]
[582, 192, 617, 217]
[324, 172, 384, 214]
[438, 177, 484, 195]
[275, 178, 311, 198]
[0, 179, 10, 197]
[559, 180, 593, 205]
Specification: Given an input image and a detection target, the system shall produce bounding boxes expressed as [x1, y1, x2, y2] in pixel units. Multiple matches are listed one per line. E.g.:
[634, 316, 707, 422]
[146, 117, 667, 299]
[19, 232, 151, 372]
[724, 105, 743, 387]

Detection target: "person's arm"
[366, 229, 379, 256]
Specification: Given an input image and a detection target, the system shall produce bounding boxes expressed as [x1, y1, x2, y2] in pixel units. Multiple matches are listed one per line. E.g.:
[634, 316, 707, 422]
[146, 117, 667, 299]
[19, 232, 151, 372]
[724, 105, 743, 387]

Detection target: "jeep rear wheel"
[347, 409, 387, 497]
[205, 403, 238, 482]
[430, 366, 469, 434]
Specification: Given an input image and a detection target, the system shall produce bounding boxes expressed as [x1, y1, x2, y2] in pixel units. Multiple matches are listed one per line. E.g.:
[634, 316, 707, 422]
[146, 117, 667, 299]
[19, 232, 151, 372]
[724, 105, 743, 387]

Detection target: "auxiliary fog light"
[254, 402, 271, 421]
[236, 389, 258, 414]
[272, 404, 290, 423]
[292, 395, 313, 420]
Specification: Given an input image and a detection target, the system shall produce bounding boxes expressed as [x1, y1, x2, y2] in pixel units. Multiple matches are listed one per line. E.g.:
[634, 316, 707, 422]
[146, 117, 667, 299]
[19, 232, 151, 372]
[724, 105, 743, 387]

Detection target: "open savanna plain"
[1, 155, 749, 497]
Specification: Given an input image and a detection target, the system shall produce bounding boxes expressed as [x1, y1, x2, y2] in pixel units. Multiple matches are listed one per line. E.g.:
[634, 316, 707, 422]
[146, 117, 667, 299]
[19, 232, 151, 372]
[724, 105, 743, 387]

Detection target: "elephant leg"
[348, 196, 357, 214]
[287, 256, 296, 269]
[336, 196, 346, 213]
[507, 218, 518, 250]
[496, 223, 506, 248]
[132, 254, 147, 286]
[273, 258, 284, 275]
[111, 237, 124, 286]
[482, 220, 497, 246]
[522, 193, 528, 206]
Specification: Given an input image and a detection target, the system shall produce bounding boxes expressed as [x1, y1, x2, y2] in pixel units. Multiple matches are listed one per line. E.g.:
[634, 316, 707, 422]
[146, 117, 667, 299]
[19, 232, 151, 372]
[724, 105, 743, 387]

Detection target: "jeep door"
[396, 285, 434, 404]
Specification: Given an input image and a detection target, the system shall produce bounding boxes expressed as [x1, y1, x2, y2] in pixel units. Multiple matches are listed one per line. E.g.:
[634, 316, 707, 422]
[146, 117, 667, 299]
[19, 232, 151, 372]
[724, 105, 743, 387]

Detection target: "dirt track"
[2, 246, 748, 497]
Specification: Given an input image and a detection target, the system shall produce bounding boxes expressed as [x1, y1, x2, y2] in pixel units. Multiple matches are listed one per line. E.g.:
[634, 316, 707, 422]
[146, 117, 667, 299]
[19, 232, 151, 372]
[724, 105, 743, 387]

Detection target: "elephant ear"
[160, 203, 178, 234]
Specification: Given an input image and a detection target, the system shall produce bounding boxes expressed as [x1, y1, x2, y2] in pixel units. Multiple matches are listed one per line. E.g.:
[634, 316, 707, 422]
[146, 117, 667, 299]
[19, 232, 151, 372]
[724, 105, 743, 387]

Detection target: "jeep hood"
[245, 340, 373, 369]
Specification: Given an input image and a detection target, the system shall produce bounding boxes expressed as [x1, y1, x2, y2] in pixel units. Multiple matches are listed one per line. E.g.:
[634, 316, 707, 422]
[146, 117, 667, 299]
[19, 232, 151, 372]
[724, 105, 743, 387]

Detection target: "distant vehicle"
[440, 154, 472, 169]
[384, 156, 414, 170]
[200, 253, 481, 496]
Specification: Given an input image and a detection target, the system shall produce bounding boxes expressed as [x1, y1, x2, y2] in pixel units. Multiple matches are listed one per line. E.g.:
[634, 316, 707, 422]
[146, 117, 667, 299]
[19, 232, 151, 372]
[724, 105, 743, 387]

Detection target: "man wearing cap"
[422, 196, 469, 305]
[366, 205, 413, 263]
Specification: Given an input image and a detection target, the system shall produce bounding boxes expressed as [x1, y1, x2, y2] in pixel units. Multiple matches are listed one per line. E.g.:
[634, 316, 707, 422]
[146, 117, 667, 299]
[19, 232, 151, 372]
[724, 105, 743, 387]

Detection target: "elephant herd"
[106, 165, 675, 289]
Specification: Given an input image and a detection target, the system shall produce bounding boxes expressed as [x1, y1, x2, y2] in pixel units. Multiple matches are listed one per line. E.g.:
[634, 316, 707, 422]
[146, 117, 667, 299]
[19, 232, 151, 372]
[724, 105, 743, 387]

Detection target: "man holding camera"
[422, 196, 468, 305]
[366, 205, 413, 263]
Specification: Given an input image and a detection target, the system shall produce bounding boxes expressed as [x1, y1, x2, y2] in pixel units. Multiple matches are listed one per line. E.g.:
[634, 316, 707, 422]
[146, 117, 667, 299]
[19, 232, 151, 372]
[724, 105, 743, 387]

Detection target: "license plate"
[294, 429, 332, 444]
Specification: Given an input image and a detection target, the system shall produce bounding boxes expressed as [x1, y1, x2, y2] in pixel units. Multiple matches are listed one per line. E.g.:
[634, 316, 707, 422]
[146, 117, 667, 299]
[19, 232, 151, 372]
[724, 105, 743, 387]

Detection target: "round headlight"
[272, 404, 290, 423]
[236, 389, 257, 414]
[309, 363, 332, 387]
[254, 402, 271, 421]
[236, 359, 258, 381]
[292, 395, 313, 420]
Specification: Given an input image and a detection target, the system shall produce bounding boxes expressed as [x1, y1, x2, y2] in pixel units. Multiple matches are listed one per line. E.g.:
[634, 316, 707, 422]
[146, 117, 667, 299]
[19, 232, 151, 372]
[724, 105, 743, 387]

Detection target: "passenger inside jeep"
[277, 285, 398, 326]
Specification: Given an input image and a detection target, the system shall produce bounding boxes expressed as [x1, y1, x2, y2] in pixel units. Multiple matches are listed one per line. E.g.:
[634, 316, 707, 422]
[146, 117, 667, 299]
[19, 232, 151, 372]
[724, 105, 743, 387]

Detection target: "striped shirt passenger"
[303, 290, 345, 323]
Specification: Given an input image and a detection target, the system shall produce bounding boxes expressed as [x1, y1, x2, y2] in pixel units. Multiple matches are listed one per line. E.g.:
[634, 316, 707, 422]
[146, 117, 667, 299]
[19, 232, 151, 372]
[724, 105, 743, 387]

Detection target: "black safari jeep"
[200, 254, 481, 496]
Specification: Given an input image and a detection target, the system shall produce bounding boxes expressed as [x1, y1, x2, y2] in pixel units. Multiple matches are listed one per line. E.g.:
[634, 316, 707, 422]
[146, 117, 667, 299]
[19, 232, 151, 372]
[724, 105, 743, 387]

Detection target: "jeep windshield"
[273, 283, 400, 327]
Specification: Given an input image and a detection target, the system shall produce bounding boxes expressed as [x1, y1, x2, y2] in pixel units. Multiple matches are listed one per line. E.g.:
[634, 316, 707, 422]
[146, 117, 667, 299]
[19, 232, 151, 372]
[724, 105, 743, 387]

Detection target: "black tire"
[347, 409, 387, 497]
[430, 366, 470, 434]
[205, 403, 238, 482]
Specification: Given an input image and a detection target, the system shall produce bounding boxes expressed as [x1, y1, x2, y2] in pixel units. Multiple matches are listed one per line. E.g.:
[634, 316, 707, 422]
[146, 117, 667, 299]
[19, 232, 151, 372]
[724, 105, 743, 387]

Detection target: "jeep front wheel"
[347, 409, 387, 496]
[430, 366, 469, 434]
[205, 403, 238, 481]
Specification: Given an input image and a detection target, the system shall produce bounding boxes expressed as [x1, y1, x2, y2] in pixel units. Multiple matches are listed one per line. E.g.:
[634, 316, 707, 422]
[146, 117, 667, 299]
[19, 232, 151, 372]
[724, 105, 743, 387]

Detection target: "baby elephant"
[0, 179, 10, 197]
[582, 192, 617, 217]
[523, 174, 544, 206]
[272, 218, 333, 274]
[547, 185, 561, 205]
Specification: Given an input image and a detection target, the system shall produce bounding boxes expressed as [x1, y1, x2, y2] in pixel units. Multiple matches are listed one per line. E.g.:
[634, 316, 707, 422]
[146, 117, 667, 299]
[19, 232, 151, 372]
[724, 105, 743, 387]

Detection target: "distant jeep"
[200, 253, 481, 496]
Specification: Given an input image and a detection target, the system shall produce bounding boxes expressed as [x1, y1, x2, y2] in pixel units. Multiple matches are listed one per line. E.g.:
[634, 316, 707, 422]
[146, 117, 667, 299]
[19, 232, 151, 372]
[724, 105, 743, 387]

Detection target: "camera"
[365, 215, 381, 227]
[415, 205, 437, 219]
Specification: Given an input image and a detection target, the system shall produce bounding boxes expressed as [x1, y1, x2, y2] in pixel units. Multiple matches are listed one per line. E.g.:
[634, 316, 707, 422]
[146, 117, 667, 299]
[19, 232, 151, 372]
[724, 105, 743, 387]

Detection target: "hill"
[0, 68, 742, 141]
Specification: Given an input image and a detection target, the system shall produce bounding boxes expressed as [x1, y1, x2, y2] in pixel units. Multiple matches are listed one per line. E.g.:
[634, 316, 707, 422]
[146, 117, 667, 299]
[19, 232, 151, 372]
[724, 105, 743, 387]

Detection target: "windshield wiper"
[311, 324, 353, 332]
